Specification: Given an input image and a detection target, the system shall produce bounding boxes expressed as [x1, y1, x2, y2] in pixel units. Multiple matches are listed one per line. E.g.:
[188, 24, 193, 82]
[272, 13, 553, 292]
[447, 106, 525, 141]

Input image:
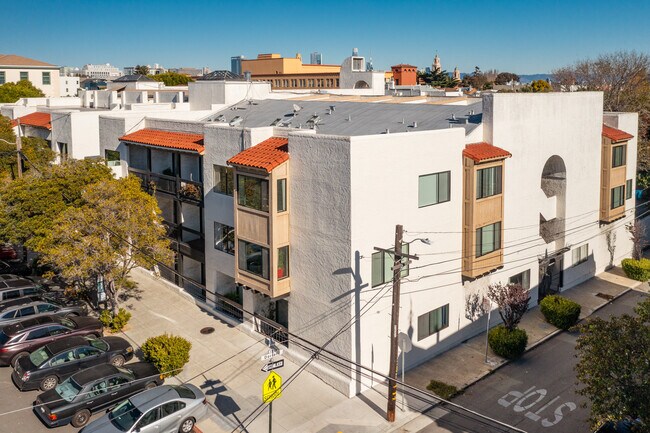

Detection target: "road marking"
[149, 311, 177, 323]
[498, 386, 576, 428]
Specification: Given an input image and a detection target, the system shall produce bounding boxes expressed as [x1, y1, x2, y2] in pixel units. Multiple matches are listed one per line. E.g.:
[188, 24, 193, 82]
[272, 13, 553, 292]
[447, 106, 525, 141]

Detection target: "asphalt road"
[422, 289, 648, 433]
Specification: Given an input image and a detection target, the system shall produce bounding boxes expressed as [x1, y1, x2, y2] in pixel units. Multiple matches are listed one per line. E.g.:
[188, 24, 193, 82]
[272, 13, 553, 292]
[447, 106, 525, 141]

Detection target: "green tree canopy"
[417, 70, 459, 88]
[38, 176, 173, 311]
[522, 79, 551, 93]
[0, 158, 112, 250]
[134, 65, 150, 75]
[0, 115, 18, 178]
[575, 297, 650, 430]
[494, 72, 520, 85]
[0, 80, 45, 103]
[21, 137, 56, 174]
[148, 72, 194, 86]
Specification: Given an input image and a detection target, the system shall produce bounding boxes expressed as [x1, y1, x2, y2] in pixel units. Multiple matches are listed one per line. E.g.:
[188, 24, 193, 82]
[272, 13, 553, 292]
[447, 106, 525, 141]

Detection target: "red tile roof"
[227, 137, 289, 172]
[119, 129, 204, 154]
[602, 125, 634, 142]
[12, 112, 51, 130]
[463, 142, 512, 163]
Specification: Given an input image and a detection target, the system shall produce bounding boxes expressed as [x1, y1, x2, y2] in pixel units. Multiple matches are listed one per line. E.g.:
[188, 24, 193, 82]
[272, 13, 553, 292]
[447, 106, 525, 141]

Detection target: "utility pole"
[16, 119, 22, 178]
[375, 224, 419, 422]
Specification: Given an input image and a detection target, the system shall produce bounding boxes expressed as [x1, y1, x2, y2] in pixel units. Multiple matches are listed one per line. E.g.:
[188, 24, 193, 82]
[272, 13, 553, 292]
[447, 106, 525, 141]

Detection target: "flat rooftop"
[206, 99, 482, 136]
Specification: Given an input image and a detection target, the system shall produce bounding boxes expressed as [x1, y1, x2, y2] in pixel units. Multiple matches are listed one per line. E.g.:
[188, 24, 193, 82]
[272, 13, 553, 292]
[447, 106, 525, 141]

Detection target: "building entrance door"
[538, 256, 564, 302]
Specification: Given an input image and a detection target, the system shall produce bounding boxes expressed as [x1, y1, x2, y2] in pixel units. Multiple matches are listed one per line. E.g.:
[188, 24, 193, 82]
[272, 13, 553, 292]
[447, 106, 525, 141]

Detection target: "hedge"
[141, 334, 191, 377]
[539, 295, 581, 330]
[99, 308, 132, 333]
[621, 258, 650, 281]
[426, 380, 458, 400]
[488, 325, 528, 359]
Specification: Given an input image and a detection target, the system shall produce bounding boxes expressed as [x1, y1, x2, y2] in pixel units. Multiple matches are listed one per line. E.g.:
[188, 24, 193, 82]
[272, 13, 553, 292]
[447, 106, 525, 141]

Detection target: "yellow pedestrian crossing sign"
[262, 371, 282, 403]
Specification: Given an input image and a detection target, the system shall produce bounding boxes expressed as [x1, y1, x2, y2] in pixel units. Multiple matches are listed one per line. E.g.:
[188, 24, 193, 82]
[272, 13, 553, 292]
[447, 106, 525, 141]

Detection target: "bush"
[621, 258, 650, 281]
[540, 295, 581, 330]
[488, 325, 528, 359]
[141, 334, 191, 377]
[426, 380, 458, 399]
[99, 308, 132, 332]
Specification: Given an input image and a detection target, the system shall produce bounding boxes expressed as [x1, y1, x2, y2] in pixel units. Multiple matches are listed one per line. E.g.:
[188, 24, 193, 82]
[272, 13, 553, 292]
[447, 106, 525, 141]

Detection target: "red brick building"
[391, 64, 417, 86]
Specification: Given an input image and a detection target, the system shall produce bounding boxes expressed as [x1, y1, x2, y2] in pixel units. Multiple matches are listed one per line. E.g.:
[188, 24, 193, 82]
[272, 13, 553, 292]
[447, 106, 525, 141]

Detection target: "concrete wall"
[188, 81, 272, 110]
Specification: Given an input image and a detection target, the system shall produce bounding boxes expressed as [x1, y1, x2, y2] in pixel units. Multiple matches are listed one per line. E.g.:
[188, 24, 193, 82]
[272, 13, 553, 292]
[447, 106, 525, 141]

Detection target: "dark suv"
[0, 315, 103, 367]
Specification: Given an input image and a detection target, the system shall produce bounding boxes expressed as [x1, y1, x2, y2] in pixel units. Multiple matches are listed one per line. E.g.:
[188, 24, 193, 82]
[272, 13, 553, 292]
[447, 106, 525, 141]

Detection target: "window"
[612, 145, 626, 168]
[626, 179, 633, 200]
[26, 328, 50, 341]
[237, 174, 269, 212]
[476, 222, 501, 257]
[47, 325, 69, 336]
[573, 244, 589, 266]
[417, 304, 449, 341]
[0, 72, 5, 85]
[161, 401, 186, 418]
[611, 185, 625, 209]
[49, 351, 76, 366]
[371, 243, 409, 287]
[277, 179, 287, 212]
[214, 222, 234, 255]
[20, 71, 28, 81]
[238, 240, 269, 279]
[476, 166, 502, 199]
[213, 165, 233, 196]
[509, 270, 530, 290]
[418, 171, 450, 207]
[76, 347, 101, 358]
[105, 149, 121, 167]
[90, 380, 109, 397]
[1, 311, 15, 319]
[107, 376, 129, 390]
[42, 72, 51, 85]
[277, 246, 289, 279]
[37, 304, 58, 313]
[16, 306, 35, 317]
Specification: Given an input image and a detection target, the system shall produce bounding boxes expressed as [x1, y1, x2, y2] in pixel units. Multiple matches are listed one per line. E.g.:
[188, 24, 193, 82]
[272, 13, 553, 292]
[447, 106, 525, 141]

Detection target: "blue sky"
[4, 0, 649, 74]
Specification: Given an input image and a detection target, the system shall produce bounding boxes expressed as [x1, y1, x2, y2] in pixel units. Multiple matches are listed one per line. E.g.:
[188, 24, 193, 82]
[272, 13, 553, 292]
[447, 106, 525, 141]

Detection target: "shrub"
[621, 258, 650, 281]
[99, 308, 132, 332]
[488, 325, 528, 359]
[141, 334, 191, 377]
[426, 380, 458, 399]
[540, 295, 581, 330]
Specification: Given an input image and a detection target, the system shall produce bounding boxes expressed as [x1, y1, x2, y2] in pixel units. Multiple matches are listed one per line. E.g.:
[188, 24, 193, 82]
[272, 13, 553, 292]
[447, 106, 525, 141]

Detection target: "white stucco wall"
[0, 67, 61, 97]
[188, 81, 272, 110]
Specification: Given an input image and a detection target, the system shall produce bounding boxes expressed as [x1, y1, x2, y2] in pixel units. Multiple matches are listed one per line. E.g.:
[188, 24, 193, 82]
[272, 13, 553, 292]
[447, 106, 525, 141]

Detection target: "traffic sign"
[262, 371, 282, 403]
[261, 359, 284, 372]
[261, 349, 283, 361]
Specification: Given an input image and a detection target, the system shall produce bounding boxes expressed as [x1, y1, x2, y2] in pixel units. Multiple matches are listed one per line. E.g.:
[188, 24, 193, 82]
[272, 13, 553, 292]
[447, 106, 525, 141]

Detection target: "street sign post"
[260, 349, 284, 361]
[262, 371, 282, 433]
[261, 359, 284, 372]
[397, 332, 413, 411]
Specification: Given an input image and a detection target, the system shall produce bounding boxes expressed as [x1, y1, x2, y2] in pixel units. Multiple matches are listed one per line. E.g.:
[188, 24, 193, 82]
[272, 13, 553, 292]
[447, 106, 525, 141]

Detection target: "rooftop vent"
[292, 104, 301, 114]
[451, 114, 456, 121]
[270, 118, 282, 126]
[215, 114, 226, 122]
[411, 121, 418, 128]
[347, 115, 352, 122]
[329, 105, 336, 112]
[384, 129, 390, 134]
[307, 115, 321, 126]
[229, 116, 243, 127]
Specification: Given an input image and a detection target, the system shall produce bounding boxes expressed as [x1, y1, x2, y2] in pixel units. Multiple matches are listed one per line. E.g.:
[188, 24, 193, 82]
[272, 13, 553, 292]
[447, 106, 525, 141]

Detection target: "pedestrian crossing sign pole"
[262, 371, 282, 433]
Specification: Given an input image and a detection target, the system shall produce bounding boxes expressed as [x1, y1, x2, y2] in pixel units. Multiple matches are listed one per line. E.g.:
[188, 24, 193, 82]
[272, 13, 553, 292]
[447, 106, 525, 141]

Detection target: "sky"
[4, 0, 650, 75]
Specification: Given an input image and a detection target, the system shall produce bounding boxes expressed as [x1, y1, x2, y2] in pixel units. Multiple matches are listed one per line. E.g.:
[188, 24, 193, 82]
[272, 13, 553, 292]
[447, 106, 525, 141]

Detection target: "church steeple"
[453, 66, 460, 81]
[433, 53, 441, 73]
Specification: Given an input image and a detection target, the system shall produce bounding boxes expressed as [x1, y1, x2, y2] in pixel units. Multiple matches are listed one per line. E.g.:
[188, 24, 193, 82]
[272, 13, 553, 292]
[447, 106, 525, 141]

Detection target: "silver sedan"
[80, 384, 208, 433]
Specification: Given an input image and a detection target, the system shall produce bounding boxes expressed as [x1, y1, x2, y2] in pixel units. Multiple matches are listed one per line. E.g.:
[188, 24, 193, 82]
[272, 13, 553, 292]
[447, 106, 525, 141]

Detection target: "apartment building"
[98, 90, 637, 397]
[80, 63, 123, 79]
[0, 54, 61, 97]
[242, 53, 341, 90]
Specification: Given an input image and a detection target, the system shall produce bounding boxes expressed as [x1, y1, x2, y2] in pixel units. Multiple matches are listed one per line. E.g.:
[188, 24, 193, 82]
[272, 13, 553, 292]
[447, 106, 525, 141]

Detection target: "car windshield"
[87, 337, 108, 351]
[58, 318, 75, 329]
[109, 399, 142, 432]
[172, 385, 196, 399]
[55, 377, 82, 402]
[0, 331, 9, 345]
[29, 347, 52, 367]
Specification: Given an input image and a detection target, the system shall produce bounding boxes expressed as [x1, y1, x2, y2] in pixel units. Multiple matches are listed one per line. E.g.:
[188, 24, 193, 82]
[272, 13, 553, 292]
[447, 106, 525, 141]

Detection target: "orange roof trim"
[228, 137, 289, 172]
[602, 125, 634, 142]
[13, 112, 52, 130]
[463, 142, 512, 163]
[119, 129, 205, 154]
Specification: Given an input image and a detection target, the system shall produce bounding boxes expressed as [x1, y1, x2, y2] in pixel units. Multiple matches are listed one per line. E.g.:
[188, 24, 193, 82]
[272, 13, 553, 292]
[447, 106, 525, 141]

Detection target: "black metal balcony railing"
[129, 169, 203, 203]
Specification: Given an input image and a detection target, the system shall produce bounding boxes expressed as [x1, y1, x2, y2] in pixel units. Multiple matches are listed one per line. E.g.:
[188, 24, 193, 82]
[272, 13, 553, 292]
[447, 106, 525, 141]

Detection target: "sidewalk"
[405, 267, 647, 394]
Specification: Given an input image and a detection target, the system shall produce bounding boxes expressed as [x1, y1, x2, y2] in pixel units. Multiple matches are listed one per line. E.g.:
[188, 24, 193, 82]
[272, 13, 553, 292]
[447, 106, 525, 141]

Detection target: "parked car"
[0, 297, 88, 326]
[0, 274, 22, 282]
[34, 362, 164, 428]
[0, 259, 31, 276]
[12, 335, 134, 391]
[80, 384, 208, 433]
[0, 315, 103, 367]
[0, 245, 17, 260]
[0, 279, 45, 301]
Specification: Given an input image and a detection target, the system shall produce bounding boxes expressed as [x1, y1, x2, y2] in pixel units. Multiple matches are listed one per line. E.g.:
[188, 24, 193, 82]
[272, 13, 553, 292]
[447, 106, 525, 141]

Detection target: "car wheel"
[144, 382, 157, 390]
[10, 352, 29, 368]
[110, 355, 125, 367]
[71, 409, 91, 428]
[179, 417, 195, 433]
[40, 375, 58, 391]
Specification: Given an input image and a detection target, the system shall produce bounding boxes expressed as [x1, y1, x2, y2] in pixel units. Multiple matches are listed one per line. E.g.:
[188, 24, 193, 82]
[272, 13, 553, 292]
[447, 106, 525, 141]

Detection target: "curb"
[192, 427, 203, 433]
[454, 286, 638, 395]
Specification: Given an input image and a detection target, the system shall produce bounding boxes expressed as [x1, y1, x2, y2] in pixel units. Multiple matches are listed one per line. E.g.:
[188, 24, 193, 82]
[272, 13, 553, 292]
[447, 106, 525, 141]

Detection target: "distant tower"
[453, 66, 460, 81]
[433, 54, 441, 73]
[310, 52, 323, 65]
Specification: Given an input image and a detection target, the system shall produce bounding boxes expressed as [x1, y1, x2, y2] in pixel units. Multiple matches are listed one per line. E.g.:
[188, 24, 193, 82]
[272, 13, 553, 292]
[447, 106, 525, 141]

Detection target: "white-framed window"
[573, 244, 588, 266]
[371, 243, 409, 287]
[19, 71, 28, 81]
[42, 72, 51, 85]
[0, 71, 5, 85]
[418, 171, 450, 208]
[417, 304, 449, 341]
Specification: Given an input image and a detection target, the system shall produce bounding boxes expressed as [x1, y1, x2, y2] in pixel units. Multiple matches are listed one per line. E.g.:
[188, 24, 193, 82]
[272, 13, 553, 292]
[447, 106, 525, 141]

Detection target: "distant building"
[391, 64, 417, 86]
[241, 53, 340, 90]
[169, 67, 207, 77]
[310, 52, 323, 65]
[60, 76, 80, 97]
[124, 64, 166, 75]
[0, 54, 61, 97]
[231, 56, 244, 75]
[81, 63, 122, 79]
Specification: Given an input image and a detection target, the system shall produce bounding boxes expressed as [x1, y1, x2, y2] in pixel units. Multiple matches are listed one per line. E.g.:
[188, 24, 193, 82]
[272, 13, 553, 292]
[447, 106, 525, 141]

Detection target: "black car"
[0, 260, 31, 276]
[34, 363, 164, 428]
[0, 315, 104, 366]
[12, 335, 134, 391]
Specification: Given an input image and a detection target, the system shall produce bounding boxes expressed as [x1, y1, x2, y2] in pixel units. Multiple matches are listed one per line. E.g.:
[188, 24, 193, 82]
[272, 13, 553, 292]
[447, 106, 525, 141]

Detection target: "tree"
[20, 137, 56, 173]
[38, 176, 173, 312]
[495, 72, 520, 85]
[462, 66, 489, 89]
[0, 80, 45, 103]
[522, 79, 551, 93]
[626, 220, 647, 260]
[149, 72, 194, 86]
[0, 115, 18, 178]
[487, 282, 530, 330]
[575, 297, 650, 430]
[417, 69, 459, 88]
[0, 159, 113, 250]
[134, 65, 150, 75]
